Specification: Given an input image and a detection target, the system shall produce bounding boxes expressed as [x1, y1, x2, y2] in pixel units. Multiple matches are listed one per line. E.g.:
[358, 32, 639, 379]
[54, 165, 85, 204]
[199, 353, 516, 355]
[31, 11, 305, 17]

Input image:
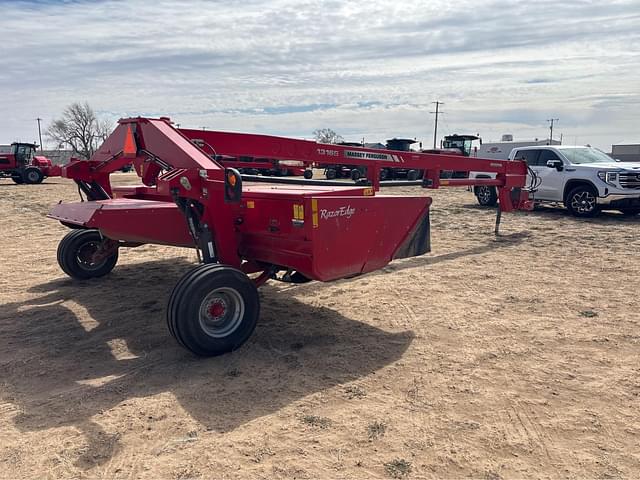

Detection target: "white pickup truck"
[471, 145, 640, 217]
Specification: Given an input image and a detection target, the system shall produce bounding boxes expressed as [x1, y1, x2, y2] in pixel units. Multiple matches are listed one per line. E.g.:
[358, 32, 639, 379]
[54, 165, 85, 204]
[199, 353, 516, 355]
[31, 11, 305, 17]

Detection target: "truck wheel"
[167, 264, 259, 356]
[566, 185, 599, 217]
[619, 208, 640, 216]
[24, 167, 44, 184]
[57, 229, 119, 280]
[476, 186, 498, 207]
[326, 168, 337, 180]
[303, 169, 313, 179]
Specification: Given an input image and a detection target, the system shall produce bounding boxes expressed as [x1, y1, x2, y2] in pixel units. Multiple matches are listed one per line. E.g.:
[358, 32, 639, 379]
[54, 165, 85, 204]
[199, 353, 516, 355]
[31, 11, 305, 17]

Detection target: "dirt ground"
[0, 173, 638, 479]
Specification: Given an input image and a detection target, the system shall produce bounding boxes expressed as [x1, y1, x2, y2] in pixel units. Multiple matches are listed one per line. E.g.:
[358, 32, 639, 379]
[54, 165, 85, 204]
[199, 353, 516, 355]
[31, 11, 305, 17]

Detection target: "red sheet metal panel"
[307, 195, 431, 281]
[234, 191, 431, 282]
[49, 199, 193, 247]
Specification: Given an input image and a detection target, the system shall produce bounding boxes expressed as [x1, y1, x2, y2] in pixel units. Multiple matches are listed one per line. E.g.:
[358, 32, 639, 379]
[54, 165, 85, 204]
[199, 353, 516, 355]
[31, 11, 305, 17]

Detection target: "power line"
[547, 118, 559, 143]
[36, 117, 43, 151]
[430, 101, 443, 148]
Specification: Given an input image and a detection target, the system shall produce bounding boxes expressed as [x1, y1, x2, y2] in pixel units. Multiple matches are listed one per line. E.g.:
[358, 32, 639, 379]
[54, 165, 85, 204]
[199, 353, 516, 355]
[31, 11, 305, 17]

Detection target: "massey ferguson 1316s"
[0, 142, 61, 184]
[48, 117, 532, 356]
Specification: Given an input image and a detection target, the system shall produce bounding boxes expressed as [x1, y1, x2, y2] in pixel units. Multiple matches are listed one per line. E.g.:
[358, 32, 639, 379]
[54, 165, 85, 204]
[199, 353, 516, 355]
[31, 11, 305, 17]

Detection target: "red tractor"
[0, 142, 61, 184]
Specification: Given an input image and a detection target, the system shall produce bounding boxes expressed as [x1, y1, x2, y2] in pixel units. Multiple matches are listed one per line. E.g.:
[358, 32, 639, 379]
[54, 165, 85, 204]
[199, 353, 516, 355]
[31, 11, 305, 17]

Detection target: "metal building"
[612, 144, 640, 162]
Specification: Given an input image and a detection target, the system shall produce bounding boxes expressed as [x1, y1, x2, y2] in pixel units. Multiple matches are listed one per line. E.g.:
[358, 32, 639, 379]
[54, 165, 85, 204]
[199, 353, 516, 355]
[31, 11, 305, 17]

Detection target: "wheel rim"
[198, 287, 245, 338]
[570, 191, 596, 213]
[76, 241, 108, 271]
[477, 186, 492, 204]
[28, 171, 39, 182]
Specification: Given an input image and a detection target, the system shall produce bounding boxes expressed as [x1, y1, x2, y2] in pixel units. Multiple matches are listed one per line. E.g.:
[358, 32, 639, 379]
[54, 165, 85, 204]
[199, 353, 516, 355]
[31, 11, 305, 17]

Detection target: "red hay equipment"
[49, 117, 531, 356]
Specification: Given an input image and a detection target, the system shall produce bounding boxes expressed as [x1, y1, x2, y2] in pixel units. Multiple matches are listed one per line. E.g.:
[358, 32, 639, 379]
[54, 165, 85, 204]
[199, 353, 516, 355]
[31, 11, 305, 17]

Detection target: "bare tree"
[46, 102, 111, 160]
[313, 128, 343, 144]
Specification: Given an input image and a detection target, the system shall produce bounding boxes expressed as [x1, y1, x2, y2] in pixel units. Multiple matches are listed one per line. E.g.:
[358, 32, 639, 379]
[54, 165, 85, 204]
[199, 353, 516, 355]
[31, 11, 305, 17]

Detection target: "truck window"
[514, 149, 540, 166]
[538, 150, 562, 166]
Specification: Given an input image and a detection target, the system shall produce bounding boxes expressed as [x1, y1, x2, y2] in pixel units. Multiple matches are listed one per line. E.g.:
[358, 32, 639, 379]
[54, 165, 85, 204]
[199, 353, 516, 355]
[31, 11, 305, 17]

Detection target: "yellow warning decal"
[311, 199, 319, 228]
[292, 204, 304, 220]
[247, 200, 255, 209]
[440, 180, 449, 185]
[363, 187, 374, 196]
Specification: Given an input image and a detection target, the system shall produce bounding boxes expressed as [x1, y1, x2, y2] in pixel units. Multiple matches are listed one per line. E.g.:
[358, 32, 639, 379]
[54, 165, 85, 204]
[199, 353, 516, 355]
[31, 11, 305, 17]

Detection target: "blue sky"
[1, 0, 639, 150]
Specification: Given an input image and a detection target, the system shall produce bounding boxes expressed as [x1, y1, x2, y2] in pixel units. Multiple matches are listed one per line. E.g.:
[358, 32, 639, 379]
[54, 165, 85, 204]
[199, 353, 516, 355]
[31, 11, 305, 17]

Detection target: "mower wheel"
[57, 229, 119, 280]
[24, 167, 44, 184]
[326, 168, 337, 180]
[167, 264, 260, 356]
[303, 169, 313, 179]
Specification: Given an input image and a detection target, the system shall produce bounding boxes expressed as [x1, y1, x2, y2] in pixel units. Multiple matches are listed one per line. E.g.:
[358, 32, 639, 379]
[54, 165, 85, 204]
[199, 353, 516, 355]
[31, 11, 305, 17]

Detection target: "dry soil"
[0, 173, 638, 479]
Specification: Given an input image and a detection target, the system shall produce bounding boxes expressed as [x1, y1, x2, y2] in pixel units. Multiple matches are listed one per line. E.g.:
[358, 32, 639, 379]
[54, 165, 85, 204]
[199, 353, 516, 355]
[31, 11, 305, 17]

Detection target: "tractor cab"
[386, 138, 417, 152]
[12, 142, 38, 166]
[441, 134, 481, 157]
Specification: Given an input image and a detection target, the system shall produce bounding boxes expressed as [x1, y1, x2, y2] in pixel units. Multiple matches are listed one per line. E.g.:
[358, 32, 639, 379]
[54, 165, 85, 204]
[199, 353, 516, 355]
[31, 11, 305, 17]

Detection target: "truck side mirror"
[546, 159, 563, 171]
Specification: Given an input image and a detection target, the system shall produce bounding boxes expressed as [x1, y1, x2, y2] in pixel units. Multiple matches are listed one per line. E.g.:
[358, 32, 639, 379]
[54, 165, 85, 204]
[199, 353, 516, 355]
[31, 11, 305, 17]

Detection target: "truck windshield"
[562, 148, 614, 164]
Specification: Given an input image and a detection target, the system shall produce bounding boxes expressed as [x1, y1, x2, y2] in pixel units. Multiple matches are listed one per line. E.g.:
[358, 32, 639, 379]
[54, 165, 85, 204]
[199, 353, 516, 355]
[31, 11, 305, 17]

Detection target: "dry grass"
[0, 173, 639, 478]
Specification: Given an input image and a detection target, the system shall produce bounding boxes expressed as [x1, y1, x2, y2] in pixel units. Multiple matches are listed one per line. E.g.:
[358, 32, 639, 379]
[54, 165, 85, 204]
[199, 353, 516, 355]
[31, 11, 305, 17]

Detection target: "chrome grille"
[619, 172, 640, 189]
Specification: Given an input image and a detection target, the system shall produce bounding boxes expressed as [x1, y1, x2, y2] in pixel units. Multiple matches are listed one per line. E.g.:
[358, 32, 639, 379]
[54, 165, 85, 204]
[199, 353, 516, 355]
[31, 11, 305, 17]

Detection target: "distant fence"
[41, 150, 74, 165]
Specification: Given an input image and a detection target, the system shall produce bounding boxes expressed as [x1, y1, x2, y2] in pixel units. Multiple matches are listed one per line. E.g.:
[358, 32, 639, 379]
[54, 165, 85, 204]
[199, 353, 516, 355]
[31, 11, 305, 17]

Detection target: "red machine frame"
[49, 117, 531, 356]
[181, 128, 308, 178]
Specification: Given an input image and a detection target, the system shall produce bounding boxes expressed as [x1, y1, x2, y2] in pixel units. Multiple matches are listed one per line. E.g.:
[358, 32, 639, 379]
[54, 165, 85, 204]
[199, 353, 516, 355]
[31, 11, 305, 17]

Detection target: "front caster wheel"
[167, 264, 260, 356]
[57, 229, 119, 279]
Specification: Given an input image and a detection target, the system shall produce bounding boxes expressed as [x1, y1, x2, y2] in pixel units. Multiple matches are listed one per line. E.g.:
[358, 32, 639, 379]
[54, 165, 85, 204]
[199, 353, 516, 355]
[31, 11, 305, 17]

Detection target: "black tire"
[167, 264, 259, 356]
[619, 208, 640, 216]
[57, 229, 119, 280]
[380, 169, 388, 181]
[350, 169, 361, 181]
[11, 175, 24, 184]
[23, 167, 44, 184]
[565, 185, 599, 217]
[407, 169, 419, 181]
[326, 168, 337, 180]
[476, 186, 498, 207]
[303, 169, 313, 179]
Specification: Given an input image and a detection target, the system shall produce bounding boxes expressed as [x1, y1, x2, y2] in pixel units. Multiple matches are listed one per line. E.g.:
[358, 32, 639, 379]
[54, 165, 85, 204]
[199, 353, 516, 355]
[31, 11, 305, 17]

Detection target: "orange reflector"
[227, 172, 237, 186]
[123, 125, 137, 157]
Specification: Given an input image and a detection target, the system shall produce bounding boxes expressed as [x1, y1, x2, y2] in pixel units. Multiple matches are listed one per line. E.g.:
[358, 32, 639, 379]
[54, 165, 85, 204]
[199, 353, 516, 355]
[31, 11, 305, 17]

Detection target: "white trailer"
[475, 135, 561, 160]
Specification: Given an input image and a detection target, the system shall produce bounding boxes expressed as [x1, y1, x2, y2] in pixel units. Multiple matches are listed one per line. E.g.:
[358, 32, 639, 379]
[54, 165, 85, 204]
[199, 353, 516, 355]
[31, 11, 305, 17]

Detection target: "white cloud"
[0, 0, 638, 149]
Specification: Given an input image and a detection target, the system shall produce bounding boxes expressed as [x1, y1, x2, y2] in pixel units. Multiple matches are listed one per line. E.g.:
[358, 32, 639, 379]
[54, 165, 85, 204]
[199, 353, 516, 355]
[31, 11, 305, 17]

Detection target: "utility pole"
[36, 117, 43, 152]
[430, 101, 443, 148]
[547, 118, 559, 143]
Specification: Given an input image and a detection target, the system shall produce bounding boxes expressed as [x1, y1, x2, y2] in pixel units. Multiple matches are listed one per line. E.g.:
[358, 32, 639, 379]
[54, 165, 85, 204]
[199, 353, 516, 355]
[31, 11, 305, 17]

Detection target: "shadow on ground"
[461, 202, 640, 223]
[0, 258, 412, 468]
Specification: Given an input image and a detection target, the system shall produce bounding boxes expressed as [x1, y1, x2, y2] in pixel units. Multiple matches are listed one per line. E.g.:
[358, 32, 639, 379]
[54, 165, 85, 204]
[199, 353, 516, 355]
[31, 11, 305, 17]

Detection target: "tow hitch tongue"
[48, 116, 529, 356]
